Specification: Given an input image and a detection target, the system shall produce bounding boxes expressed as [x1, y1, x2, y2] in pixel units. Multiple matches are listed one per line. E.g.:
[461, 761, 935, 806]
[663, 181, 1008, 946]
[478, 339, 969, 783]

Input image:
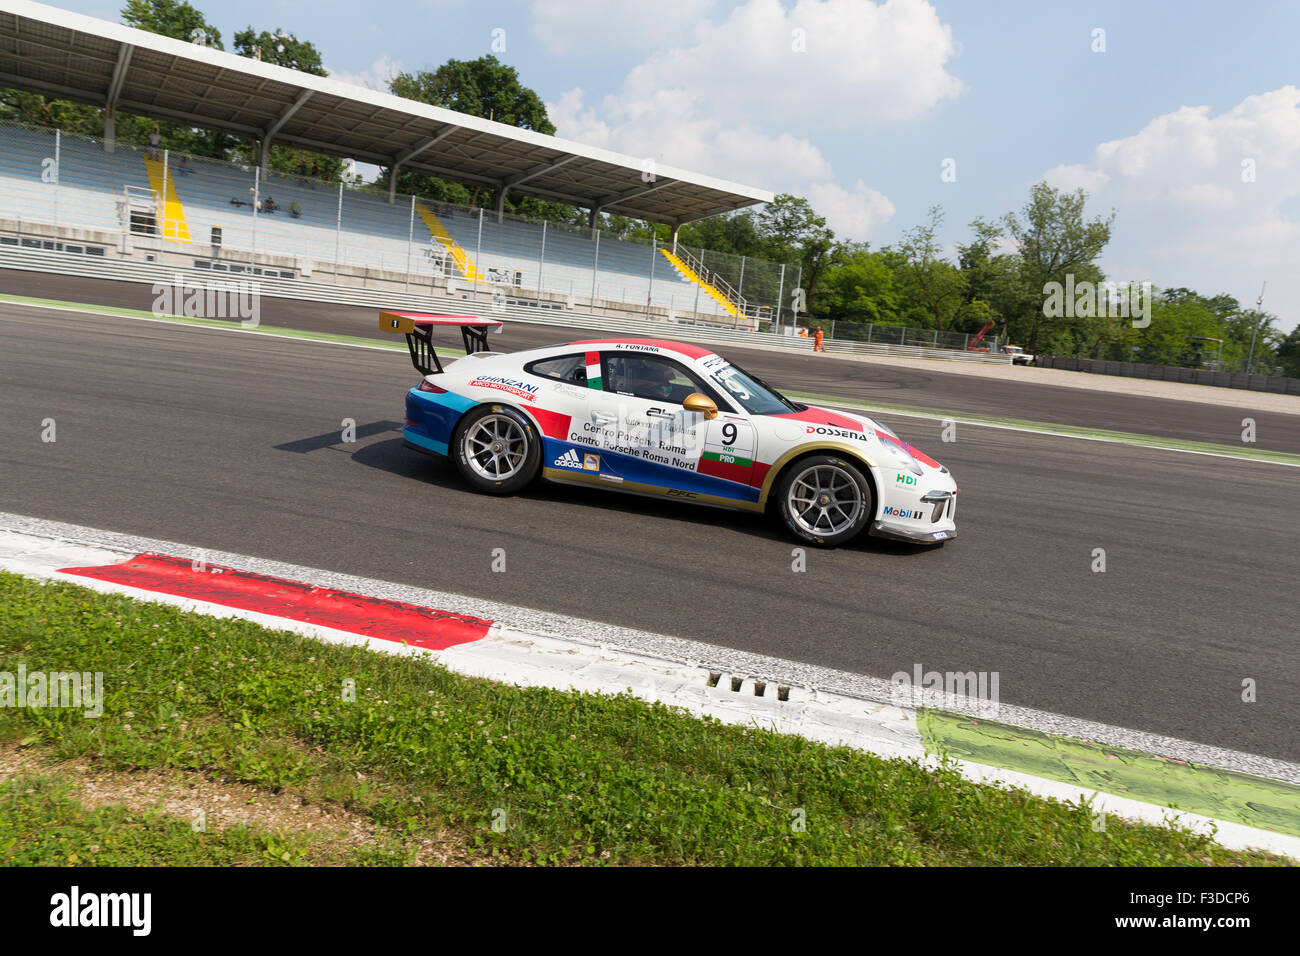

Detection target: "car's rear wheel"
[453, 404, 540, 495]
[777, 455, 873, 547]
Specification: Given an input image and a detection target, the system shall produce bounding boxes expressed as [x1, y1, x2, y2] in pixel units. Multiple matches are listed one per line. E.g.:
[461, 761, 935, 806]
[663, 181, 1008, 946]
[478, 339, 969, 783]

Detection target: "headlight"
[880, 434, 923, 476]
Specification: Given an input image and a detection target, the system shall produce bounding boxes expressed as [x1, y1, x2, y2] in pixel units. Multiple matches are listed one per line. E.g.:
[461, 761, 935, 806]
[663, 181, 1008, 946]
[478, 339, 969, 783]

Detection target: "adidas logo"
[553, 448, 583, 469]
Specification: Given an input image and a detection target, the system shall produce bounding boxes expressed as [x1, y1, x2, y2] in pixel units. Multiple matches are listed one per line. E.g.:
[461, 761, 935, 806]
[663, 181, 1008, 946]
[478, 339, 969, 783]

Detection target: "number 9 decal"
[721, 423, 738, 446]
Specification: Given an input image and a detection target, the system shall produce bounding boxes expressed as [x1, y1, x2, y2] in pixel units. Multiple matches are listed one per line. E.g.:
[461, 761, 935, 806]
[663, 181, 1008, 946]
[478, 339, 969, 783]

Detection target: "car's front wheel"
[452, 404, 541, 495]
[776, 454, 874, 547]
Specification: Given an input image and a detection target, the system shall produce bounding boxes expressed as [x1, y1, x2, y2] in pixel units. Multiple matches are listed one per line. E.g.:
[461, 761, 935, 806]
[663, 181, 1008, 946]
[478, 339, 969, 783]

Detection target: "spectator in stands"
[147, 126, 161, 160]
[263, 195, 277, 214]
[310, 162, 319, 179]
[175, 155, 190, 176]
[289, 200, 301, 219]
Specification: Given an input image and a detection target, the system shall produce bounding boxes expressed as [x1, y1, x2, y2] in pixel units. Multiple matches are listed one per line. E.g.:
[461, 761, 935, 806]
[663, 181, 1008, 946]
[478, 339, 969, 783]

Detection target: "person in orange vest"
[813, 326, 825, 352]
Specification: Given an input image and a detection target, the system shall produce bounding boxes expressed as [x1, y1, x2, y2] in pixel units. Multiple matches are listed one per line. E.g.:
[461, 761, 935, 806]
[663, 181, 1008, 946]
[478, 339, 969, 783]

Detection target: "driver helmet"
[629, 361, 674, 399]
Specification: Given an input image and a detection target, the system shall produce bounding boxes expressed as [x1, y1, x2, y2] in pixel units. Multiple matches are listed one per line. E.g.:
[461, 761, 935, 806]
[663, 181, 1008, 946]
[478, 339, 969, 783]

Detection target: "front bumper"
[871, 486, 957, 544]
[870, 522, 955, 544]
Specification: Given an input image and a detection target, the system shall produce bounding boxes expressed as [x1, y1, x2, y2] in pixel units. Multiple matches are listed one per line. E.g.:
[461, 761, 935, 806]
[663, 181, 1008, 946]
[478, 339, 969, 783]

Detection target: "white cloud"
[1047, 86, 1300, 329]
[542, 0, 958, 240]
[805, 180, 896, 240]
[1043, 163, 1110, 194]
[327, 54, 403, 93]
[616, 0, 962, 129]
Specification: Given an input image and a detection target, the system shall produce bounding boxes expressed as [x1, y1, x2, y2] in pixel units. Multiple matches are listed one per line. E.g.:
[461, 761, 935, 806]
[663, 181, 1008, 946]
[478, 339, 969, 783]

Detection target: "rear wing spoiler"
[379, 312, 503, 375]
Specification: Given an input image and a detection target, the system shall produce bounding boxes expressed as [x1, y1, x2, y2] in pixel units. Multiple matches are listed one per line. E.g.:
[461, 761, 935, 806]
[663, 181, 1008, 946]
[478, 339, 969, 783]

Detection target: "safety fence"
[0, 242, 1013, 365]
[1035, 356, 1300, 394]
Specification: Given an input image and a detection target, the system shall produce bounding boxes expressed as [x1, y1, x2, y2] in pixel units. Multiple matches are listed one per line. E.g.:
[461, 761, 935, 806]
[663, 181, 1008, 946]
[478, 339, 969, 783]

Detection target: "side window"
[524, 354, 587, 385]
[604, 354, 717, 405]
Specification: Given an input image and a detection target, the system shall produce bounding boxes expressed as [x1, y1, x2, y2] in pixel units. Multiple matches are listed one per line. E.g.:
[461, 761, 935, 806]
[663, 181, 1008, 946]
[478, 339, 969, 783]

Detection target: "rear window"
[525, 354, 587, 385]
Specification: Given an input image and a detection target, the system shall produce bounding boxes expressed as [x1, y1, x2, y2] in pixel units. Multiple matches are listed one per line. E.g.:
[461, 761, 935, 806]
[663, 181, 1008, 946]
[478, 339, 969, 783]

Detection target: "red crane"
[966, 321, 994, 351]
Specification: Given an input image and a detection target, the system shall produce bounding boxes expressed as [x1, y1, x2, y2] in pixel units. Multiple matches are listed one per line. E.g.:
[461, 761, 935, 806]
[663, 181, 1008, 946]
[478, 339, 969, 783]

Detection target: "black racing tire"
[452, 404, 541, 495]
[775, 454, 874, 548]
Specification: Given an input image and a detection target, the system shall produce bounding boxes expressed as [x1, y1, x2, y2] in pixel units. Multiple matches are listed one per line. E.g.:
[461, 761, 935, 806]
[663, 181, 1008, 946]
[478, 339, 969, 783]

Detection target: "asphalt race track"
[2, 286, 1298, 763]
[5, 268, 1299, 454]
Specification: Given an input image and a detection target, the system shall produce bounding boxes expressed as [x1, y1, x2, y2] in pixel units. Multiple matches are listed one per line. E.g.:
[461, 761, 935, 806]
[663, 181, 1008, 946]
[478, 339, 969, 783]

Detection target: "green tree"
[752, 194, 835, 309]
[891, 206, 967, 332]
[390, 56, 555, 133]
[811, 242, 901, 328]
[386, 56, 564, 215]
[122, 0, 223, 47]
[233, 28, 326, 75]
[1275, 325, 1300, 378]
[226, 27, 345, 178]
[1001, 182, 1116, 356]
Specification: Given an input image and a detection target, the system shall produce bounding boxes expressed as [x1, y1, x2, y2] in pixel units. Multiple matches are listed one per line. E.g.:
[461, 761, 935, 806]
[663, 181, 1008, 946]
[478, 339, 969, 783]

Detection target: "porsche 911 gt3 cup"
[381, 312, 958, 547]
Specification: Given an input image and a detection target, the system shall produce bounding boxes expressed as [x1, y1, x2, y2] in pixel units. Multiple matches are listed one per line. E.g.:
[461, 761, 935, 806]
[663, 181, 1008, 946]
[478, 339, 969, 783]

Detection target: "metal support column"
[160, 148, 169, 241]
[775, 263, 786, 333]
[250, 164, 259, 267]
[52, 129, 60, 235]
[648, 236, 658, 318]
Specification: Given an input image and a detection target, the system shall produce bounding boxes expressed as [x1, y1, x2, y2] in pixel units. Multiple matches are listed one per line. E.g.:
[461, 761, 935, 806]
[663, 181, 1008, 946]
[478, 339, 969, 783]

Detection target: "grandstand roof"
[0, 0, 774, 224]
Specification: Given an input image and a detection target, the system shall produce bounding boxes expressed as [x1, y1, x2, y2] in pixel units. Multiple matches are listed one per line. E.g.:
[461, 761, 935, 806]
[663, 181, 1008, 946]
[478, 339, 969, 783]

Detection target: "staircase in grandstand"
[659, 247, 743, 318]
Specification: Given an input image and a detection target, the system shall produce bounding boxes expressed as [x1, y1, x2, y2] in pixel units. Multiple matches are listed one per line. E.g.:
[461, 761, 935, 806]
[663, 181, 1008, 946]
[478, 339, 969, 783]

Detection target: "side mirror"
[682, 392, 718, 420]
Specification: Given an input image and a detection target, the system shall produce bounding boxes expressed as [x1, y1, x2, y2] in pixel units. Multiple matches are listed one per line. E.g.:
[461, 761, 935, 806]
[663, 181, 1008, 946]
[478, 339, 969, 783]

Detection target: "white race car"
[382, 313, 958, 547]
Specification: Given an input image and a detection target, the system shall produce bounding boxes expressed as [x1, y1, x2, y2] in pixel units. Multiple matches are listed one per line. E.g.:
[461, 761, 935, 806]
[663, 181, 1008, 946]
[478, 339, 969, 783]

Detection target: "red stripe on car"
[769, 407, 864, 430]
[522, 406, 572, 439]
[568, 338, 715, 360]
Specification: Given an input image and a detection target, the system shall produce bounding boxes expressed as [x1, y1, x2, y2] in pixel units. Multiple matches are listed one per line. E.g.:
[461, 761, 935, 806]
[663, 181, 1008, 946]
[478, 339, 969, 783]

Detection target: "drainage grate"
[706, 671, 790, 701]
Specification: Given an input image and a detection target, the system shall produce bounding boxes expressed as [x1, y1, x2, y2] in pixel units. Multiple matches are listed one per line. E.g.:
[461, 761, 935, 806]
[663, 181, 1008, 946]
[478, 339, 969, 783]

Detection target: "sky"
[47, 0, 1300, 331]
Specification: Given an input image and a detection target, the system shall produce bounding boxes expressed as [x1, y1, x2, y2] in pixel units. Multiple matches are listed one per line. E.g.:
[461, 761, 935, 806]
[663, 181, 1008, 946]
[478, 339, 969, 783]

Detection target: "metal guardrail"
[0, 244, 1013, 364]
[1036, 355, 1300, 395]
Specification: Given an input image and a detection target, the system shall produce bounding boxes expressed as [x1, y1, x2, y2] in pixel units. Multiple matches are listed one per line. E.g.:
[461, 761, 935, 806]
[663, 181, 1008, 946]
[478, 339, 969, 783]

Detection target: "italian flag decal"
[585, 351, 602, 390]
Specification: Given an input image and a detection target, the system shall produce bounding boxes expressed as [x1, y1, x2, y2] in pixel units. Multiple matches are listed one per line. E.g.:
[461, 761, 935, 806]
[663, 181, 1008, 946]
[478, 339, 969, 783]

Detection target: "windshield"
[708, 359, 801, 415]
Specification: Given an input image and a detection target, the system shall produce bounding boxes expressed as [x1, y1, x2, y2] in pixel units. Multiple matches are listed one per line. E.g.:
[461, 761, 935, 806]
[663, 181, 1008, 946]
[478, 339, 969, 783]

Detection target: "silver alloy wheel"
[463, 413, 528, 481]
[786, 463, 864, 536]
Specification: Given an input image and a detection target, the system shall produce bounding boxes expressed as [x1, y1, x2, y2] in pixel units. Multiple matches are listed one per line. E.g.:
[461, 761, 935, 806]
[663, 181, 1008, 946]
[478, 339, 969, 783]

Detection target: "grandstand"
[0, 0, 788, 327]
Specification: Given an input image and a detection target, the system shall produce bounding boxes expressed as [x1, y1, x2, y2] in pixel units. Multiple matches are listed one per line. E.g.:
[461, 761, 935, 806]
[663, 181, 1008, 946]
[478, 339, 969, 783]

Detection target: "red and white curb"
[1, 514, 1297, 860]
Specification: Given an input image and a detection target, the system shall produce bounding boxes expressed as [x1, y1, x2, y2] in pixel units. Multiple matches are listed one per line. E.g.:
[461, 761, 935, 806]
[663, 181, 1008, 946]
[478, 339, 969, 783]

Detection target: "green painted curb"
[918, 709, 1300, 837]
[788, 389, 1300, 466]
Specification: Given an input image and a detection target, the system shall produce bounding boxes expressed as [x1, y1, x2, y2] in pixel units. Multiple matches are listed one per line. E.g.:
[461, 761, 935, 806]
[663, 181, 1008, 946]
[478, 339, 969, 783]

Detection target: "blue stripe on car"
[405, 388, 478, 455]
[542, 438, 759, 503]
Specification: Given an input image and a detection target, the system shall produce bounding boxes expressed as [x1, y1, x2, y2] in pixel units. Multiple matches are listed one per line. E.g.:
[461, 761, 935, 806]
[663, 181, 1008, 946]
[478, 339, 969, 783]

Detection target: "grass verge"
[0, 571, 1285, 866]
